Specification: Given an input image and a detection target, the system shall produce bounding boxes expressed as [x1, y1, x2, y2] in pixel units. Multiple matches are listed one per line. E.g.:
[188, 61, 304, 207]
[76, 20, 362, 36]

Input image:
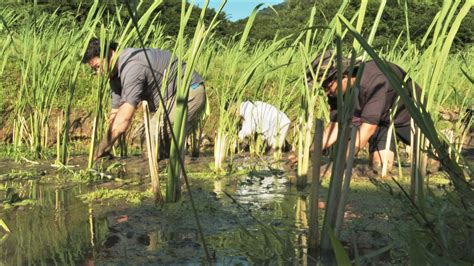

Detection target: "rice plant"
[13, 8, 74, 158]
[165, 0, 227, 202]
[339, 1, 473, 262]
[212, 34, 288, 171]
[57, 1, 104, 165]
[295, 1, 354, 188]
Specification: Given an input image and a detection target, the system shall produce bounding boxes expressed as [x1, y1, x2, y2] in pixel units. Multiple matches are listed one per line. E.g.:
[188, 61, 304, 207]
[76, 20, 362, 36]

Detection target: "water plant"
[0, 0, 472, 264]
[165, 0, 226, 202]
[339, 0, 473, 262]
[211, 8, 288, 172]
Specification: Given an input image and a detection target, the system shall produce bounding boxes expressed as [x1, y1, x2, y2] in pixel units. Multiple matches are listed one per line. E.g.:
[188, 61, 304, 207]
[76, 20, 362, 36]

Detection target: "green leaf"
[409, 233, 426, 265]
[0, 218, 11, 233]
[328, 227, 351, 266]
[239, 3, 274, 50]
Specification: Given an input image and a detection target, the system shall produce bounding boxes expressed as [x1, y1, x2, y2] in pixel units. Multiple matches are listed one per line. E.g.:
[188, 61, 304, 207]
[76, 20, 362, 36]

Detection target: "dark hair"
[81, 38, 118, 64]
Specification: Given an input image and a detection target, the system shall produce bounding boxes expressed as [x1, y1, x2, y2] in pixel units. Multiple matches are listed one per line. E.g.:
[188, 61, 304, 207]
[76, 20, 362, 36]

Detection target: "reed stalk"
[167, 0, 227, 201]
[142, 101, 162, 203]
[124, 1, 220, 262]
[214, 131, 227, 170]
[320, 42, 360, 254]
[308, 119, 323, 252]
[339, 0, 473, 194]
[334, 124, 357, 237]
[88, 38, 107, 168]
[87, 117, 98, 169]
[55, 113, 62, 164]
[381, 106, 398, 178]
[381, 123, 394, 178]
[296, 5, 318, 188]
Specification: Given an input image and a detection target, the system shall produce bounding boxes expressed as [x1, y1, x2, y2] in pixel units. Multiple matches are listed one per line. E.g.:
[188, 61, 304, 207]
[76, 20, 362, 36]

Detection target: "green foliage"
[0, 1, 472, 263]
[328, 227, 351, 265]
[4, 1, 471, 49]
[341, 1, 474, 261]
[0, 218, 11, 233]
[79, 188, 152, 204]
[234, 0, 473, 50]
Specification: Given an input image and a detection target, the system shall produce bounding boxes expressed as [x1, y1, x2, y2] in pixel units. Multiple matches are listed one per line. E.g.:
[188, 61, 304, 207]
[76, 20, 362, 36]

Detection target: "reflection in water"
[206, 167, 312, 264]
[213, 179, 223, 196]
[89, 206, 95, 247]
[234, 168, 288, 206]
[0, 162, 318, 264]
[147, 231, 159, 251]
[296, 195, 308, 266]
[0, 182, 108, 265]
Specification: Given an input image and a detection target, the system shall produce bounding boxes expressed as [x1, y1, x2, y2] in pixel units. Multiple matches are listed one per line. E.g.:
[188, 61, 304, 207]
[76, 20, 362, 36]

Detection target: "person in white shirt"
[238, 101, 291, 150]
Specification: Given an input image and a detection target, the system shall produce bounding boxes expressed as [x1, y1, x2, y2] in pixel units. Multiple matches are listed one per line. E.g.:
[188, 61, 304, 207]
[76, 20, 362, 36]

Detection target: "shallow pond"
[0, 154, 430, 264]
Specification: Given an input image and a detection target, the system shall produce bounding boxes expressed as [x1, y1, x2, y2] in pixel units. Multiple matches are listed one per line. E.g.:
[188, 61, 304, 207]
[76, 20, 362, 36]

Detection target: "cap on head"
[306, 49, 352, 87]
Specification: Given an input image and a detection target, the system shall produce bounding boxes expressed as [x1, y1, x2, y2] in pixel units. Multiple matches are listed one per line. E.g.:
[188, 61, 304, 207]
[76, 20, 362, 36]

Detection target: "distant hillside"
[2, 0, 472, 49]
[0, 0, 233, 39]
[233, 0, 473, 49]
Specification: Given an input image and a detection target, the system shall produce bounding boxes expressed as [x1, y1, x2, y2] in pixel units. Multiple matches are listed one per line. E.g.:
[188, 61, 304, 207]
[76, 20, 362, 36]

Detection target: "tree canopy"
[232, 0, 473, 49]
[2, 0, 472, 49]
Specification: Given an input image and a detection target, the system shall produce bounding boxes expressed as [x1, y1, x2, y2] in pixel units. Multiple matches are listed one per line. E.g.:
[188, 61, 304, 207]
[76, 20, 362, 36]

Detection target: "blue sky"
[192, 0, 285, 21]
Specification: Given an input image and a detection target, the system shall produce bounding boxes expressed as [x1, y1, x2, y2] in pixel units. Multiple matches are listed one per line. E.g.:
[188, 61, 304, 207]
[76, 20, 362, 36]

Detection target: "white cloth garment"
[238, 101, 291, 149]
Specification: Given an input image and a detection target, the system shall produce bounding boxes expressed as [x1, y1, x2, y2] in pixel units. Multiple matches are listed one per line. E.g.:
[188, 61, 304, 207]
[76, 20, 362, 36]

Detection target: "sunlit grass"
[0, 1, 472, 263]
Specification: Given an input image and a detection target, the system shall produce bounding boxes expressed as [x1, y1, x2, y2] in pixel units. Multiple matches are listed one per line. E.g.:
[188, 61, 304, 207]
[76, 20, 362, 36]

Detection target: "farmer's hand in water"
[94, 138, 113, 161]
[287, 153, 298, 168]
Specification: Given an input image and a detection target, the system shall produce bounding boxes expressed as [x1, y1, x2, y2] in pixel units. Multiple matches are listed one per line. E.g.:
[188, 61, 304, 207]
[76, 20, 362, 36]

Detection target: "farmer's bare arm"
[354, 122, 378, 154]
[95, 103, 135, 159]
[322, 122, 339, 149]
[110, 103, 135, 136]
[109, 108, 119, 122]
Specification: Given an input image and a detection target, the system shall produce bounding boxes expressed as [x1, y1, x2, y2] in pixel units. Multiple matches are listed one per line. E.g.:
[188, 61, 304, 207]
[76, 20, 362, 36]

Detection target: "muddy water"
[0, 182, 110, 264]
[0, 156, 404, 265]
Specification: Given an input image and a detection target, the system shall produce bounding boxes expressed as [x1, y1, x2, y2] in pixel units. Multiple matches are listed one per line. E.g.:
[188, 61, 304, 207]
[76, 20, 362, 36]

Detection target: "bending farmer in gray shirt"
[82, 38, 206, 160]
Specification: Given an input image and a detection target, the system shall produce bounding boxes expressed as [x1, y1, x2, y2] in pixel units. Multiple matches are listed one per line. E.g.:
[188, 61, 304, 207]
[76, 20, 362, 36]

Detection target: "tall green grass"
[14, 8, 74, 158]
[210, 5, 289, 171]
[0, 1, 472, 263]
[339, 0, 473, 262]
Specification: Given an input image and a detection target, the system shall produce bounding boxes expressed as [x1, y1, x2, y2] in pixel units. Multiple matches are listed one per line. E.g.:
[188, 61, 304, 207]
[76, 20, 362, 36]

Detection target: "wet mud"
[0, 152, 459, 264]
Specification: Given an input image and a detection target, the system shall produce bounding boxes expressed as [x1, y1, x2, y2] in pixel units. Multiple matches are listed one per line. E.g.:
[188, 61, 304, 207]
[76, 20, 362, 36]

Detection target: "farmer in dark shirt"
[307, 50, 421, 170]
[82, 38, 206, 160]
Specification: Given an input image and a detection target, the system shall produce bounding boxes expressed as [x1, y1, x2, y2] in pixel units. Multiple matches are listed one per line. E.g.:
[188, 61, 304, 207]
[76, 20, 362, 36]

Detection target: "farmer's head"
[82, 38, 118, 75]
[306, 50, 354, 97]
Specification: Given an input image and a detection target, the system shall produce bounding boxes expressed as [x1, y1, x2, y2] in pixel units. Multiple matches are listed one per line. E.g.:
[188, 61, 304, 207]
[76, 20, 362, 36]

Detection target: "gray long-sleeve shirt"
[109, 48, 203, 112]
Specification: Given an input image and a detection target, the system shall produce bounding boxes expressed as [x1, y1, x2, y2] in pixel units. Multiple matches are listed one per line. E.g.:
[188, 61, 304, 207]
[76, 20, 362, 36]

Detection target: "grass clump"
[78, 188, 152, 205]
